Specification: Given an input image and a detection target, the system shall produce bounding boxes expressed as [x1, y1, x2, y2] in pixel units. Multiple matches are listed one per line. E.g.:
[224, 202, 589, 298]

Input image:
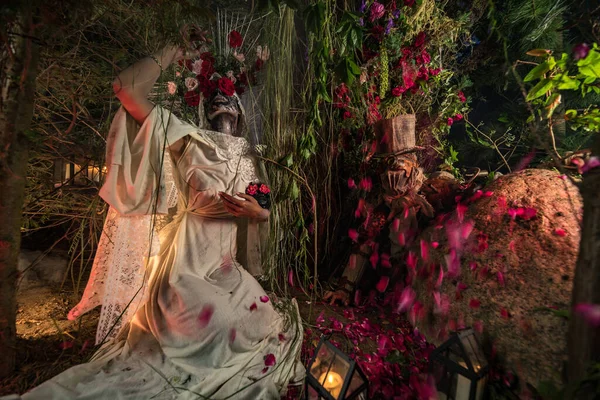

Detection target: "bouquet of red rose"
[245, 182, 271, 210]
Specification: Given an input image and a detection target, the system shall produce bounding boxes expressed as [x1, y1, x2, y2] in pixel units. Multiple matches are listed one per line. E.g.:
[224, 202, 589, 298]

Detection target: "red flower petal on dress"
[469, 298, 481, 309]
[500, 308, 511, 320]
[229, 328, 237, 343]
[435, 266, 444, 289]
[264, 353, 276, 367]
[376, 276, 390, 293]
[198, 304, 215, 328]
[456, 203, 468, 222]
[431, 241, 439, 249]
[260, 295, 270, 303]
[249, 302, 257, 312]
[278, 333, 286, 342]
[420, 240, 429, 261]
[553, 228, 567, 237]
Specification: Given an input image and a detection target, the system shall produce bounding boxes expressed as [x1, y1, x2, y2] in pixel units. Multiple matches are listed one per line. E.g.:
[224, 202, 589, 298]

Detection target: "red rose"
[198, 75, 216, 98]
[184, 90, 201, 107]
[453, 113, 464, 121]
[200, 59, 215, 78]
[246, 184, 258, 195]
[391, 86, 403, 96]
[228, 30, 243, 48]
[259, 184, 270, 194]
[200, 52, 215, 62]
[447, 117, 454, 126]
[178, 59, 194, 71]
[217, 77, 236, 97]
[414, 31, 426, 48]
[343, 110, 353, 119]
[429, 67, 441, 76]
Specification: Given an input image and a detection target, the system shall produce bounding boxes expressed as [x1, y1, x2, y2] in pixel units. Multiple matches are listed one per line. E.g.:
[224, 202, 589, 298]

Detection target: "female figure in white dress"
[7, 42, 304, 400]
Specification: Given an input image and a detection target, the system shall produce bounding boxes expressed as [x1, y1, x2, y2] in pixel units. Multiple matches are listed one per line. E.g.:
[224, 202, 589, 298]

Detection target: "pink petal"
[359, 177, 373, 192]
[456, 203, 468, 222]
[500, 308, 511, 320]
[473, 320, 484, 333]
[406, 251, 417, 270]
[461, 220, 474, 239]
[198, 304, 215, 328]
[435, 266, 444, 289]
[553, 228, 567, 237]
[229, 328, 237, 343]
[469, 261, 478, 271]
[348, 229, 359, 242]
[483, 191, 493, 197]
[288, 269, 295, 287]
[348, 178, 356, 189]
[376, 276, 390, 293]
[60, 341, 74, 350]
[497, 271, 505, 286]
[397, 287, 416, 313]
[380, 253, 391, 268]
[355, 198, 366, 218]
[509, 240, 516, 252]
[398, 232, 406, 246]
[354, 290, 362, 306]
[278, 333, 286, 342]
[316, 312, 325, 325]
[260, 295, 270, 303]
[249, 302, 257, 312]
[392, 218, 400, 232]
[431, 241, 439, 249]
[370, 251, 379, 268]
[469, 298, 481, 309]
[420, 240, 429, 261]
[574, 303, 600, 327]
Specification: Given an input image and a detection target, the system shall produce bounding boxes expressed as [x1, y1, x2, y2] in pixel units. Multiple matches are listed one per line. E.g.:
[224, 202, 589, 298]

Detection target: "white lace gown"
[9, 106, 304, 400]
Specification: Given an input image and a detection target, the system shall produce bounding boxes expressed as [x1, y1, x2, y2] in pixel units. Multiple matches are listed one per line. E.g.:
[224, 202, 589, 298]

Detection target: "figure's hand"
[219, 192, 269, 221]
[323, 290, 350, 306]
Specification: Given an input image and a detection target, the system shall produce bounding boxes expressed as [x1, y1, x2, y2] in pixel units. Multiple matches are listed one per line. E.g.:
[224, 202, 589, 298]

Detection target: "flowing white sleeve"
[68, 106, 187, 344]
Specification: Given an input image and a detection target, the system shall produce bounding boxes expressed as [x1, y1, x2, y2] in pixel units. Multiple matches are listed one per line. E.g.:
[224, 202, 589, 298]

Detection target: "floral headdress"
[166, 22, 270, 128]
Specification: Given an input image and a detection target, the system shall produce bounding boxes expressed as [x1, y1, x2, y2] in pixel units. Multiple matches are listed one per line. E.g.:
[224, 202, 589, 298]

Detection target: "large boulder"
[411, 169, 582, 388]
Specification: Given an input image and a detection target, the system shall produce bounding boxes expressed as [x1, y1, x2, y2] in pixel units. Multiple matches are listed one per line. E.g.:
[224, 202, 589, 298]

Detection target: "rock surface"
[412, 169, 582, 388]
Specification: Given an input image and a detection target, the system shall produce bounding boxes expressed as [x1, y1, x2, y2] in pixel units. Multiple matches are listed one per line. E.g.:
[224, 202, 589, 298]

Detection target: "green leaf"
[557, 76, 580, 90]
[526, 78, 553, 101]
[524, 61, 550, 82]
[289, 181, 300, 199]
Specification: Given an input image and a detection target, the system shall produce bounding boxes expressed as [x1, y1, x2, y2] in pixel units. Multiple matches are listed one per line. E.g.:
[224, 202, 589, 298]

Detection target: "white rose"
[167, 81, 177, 95]
[191, 59, 203, 75]
[185, 77, 199, 91]
[233, 51, 245, 62]
[256, 45, 270, 62]
[226, 71, 237, 84]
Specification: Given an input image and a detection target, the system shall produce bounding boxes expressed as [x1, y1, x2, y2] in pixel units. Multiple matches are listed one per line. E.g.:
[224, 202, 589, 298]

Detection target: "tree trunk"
[0, 13, 40, 379]
[567, 134, 600, 396]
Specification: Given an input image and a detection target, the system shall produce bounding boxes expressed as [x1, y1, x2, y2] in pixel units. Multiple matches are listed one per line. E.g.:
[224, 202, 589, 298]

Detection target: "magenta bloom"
[573, 43, 590, 61]
[264, 353, 276, 367]
[369, 2, 385, 22]
[575, 303, 600, 327]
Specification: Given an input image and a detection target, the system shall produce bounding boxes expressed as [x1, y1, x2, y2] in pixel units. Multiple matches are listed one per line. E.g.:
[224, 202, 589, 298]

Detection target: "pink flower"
[574, 303, 600, 327]
[167, 81, 177, 95]
[431, 241, 439, 249]
[500, 308, 511, 320]
[453, 113, 464, 121]
[249, 302, 257, 312]
[447, 117, 454, 126]
[359, 177, 373, 191]
[369, 2, 385, 22]
[246, 183, 258, 195]
[348, 178, 356, 189]
[581, 156, 600, 174]
[198, 304, 215, 328]
[458, 91, 466, 103]
[260, 295, 270, 303]
[573, 43, 590, 61]
[391, 86, 404, 97]
[348, 229, 359, 242]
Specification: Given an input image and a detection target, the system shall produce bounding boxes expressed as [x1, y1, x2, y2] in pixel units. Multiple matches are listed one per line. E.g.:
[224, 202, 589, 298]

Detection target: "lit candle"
[319, 371, 343, 399]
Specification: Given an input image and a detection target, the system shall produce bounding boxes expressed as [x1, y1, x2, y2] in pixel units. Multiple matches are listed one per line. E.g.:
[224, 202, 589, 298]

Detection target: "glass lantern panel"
[447, 341, 468, 370]
[345, 369, 365, 397]
[307, 384, 321, 400]
[459, 333, 487, 372]
[309, 343, 351, 400]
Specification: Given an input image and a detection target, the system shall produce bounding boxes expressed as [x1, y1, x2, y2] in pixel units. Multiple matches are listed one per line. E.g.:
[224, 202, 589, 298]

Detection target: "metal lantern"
[305, 336, 369, 400]
[430, 328, 489, 400]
